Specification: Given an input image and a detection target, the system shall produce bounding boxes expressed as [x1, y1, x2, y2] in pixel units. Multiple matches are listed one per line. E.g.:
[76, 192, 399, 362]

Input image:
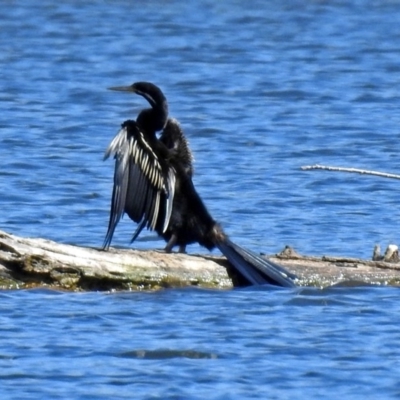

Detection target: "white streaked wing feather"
[142, 152, 149, 178]
[151, 191, 161, 230]
[104, 126, 128, 160]
[162, 167, 176, 233]
[105, 123, 177, 241]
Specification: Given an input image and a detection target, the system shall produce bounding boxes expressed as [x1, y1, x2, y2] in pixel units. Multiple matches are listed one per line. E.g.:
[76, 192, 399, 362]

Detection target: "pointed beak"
[108, 85, 136, 93]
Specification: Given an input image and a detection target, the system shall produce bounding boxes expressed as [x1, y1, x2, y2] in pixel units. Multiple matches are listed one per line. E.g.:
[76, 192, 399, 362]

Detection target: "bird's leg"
[178, 245, 186, 254]
[164, 234, 178, 253]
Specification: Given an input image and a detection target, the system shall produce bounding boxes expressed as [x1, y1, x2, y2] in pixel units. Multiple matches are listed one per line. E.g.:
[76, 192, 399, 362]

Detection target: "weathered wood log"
[274, 246, 400, 288]
[0, 230, 233, 291]
[0, 229, 399, 291]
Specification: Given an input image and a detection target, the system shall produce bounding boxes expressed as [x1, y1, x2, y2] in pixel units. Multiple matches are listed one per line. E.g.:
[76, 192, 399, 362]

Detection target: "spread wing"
[103, 120, 176, 249]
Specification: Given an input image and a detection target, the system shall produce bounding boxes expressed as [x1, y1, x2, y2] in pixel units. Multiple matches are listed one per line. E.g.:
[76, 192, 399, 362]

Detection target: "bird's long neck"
[136, 102, 168, 135]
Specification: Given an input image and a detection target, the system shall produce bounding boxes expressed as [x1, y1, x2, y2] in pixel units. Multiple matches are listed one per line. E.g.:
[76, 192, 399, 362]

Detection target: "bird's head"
[109, 81, 169, 132]
[109, 81, 167, 111]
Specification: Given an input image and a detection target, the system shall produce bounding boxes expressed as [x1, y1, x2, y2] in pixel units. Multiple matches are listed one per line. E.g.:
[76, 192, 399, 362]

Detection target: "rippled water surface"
[1, 0, 400, 398]
[1, 287, 400, 399]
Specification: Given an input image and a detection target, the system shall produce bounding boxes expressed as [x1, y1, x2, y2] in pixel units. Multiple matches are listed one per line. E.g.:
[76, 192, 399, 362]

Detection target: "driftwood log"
[0, 230, 400, 291]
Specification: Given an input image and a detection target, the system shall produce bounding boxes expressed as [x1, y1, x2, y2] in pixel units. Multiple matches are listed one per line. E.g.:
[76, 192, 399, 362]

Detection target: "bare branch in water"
[301, 164, 400, 180]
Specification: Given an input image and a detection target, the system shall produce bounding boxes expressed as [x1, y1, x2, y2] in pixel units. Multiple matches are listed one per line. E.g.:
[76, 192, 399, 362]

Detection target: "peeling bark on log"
[0, 230, 233, 291]
[0, 230, 400, 291]
[274, 246, 400, 288]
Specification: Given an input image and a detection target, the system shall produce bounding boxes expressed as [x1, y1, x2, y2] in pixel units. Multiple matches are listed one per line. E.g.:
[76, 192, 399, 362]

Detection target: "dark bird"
[103, 81, 297, 287]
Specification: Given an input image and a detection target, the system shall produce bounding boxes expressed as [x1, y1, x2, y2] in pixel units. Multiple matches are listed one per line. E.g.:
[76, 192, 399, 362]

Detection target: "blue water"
[1, 287, 400, 399]
[1, 0, 400, 398]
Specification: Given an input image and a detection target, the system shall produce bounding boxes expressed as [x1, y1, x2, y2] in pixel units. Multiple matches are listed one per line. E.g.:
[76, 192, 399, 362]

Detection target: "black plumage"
[103, 81, 297, 287]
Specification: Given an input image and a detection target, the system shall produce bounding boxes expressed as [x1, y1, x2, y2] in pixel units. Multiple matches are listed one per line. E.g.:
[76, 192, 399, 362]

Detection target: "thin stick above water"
[301, 164, 400, 180]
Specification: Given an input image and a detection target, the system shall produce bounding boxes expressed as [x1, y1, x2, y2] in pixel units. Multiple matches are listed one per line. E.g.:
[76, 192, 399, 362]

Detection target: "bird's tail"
[215, 236, 297, 288]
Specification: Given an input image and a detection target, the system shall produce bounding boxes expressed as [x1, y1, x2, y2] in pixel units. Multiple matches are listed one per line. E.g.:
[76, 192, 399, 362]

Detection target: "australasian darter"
[103, 81, 297, 287]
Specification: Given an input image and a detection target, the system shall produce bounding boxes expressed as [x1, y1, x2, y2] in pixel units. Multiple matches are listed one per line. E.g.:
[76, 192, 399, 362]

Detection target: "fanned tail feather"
[216, 238, 297, 287]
